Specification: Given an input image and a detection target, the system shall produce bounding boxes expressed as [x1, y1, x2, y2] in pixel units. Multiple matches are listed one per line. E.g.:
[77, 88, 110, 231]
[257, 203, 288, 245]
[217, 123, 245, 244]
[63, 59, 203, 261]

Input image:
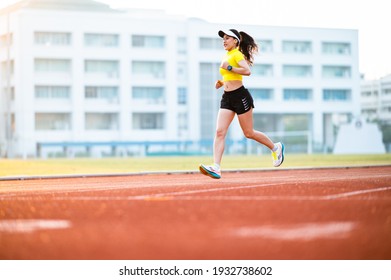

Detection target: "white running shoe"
[272, 142, 285, 167]
[199, 164, 221, 179]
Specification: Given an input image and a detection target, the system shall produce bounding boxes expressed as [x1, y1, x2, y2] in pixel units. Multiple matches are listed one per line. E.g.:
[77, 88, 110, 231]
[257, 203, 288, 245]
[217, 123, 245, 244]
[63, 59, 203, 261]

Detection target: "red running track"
[0, 166, 391, 260]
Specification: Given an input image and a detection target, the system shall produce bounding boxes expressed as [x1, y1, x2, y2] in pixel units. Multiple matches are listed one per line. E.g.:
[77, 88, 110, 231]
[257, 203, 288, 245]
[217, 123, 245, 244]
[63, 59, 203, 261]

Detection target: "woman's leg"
[214, 109, 236, 165]
[237, 108, 275, 150]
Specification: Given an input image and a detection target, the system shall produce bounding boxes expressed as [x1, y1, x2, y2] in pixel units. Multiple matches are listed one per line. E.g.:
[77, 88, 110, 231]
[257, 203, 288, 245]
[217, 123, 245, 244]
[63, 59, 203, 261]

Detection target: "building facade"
[0, 0, 360, 158]
[361, 74, 391, 123]
[360, 74, 391, 152]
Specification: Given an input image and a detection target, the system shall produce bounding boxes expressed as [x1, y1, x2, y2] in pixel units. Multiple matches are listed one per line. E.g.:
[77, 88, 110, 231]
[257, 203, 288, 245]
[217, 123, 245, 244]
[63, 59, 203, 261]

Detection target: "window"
[199, 37, 221, 49]
[258, 40, 273, 53]
[253, 64, 273, 77]
[382, 88, 391, 95]
[1, 60, 14, 80]
[0, 33, 13, 47]
[249, 88, 274, 100]
[178, 87, 187, 105]
[85, 86, 118, 101]
[362, 109, 377, 115]
[361, 91, 373, 98]
[34, 32, 71, 46]
[84, 33, 119, 47]
[2, 87, 15, 101]
[381, 106, 391, 113]
[322, 42, 351, 55]
[283, 89, 312, 101]
[133, 113, 164, 129]
[177, 62, 187, 81]
[35, 113, 71, 130]
[282, 114, 311, 131]
[132, 35, 165, 48]
[178, 112, 188, 131]
[283, 65, 312, 77]
[85, 113, 118, 130]
[132, 87, 165, 104]
[177, 37, 187, 54]
[322, 66, 351, 78]
[323, 89, 351, 101]
[132, 61, 165, 78]
[282, 41, 312, 53]
[85, 60, 119, 77]
[35, 59, 71, 72]
[35, 86, 70, 99]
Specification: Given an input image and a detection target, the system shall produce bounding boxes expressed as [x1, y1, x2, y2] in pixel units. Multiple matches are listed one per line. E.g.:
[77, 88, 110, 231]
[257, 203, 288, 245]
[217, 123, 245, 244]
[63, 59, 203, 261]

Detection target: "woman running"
[199, 29, 285, 179]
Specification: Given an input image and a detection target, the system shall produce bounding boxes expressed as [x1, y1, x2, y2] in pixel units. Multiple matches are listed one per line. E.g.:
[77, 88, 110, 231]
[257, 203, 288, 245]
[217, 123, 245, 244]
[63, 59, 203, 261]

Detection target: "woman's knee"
[215, 127, 228, 138]
[243, 129, 255, 139]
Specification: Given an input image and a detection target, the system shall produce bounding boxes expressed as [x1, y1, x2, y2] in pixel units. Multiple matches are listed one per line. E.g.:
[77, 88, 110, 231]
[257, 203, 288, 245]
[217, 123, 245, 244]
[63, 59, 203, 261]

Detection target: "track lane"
[1, 166, 390, 260]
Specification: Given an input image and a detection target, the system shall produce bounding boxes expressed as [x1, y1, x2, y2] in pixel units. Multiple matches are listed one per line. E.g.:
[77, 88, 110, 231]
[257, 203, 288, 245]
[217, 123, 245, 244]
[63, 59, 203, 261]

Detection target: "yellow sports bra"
[219, 48, 245, 81]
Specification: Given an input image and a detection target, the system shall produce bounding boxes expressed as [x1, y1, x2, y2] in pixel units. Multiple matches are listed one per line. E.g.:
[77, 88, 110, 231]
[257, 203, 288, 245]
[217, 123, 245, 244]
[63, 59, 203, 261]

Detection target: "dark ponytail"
[238, 31, 258, 66]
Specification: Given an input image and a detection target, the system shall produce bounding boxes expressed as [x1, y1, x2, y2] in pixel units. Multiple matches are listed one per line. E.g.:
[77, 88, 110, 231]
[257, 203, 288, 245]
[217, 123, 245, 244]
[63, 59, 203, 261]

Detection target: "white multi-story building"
[0, 0, 360, 158]
[360, 74, 391, 152]
[361, 74, 391, 123]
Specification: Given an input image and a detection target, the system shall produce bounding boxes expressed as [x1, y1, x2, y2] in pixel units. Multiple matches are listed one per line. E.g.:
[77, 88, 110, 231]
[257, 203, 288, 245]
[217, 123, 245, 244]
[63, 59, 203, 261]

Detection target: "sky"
[1, 0, 390, 80]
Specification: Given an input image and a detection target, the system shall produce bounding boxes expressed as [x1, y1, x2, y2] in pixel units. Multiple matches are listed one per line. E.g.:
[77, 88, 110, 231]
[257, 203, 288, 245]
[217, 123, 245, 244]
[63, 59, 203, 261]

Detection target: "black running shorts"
[220, 86, 254, 115]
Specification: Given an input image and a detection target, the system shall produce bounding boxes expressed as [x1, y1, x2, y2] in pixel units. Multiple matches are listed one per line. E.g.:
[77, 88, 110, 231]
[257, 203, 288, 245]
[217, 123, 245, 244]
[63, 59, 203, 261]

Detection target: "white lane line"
[1, 174, 389, 198]
[60, 185, 391, 201]
[1, 184, 390, 202]
[0, 182, 284, 200]
[0, 219, 72, 233]
[9, 191, 391, 202]
[324, 186, 391, 200]
[2, 186, 391, 202]
[230, 222, 357, 241]
[132, 185, 391, 201]
[131, 182, 286, 199]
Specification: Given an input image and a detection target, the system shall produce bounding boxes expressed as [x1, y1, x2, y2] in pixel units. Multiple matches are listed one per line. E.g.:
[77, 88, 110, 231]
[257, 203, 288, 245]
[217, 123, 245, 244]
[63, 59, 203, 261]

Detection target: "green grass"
[0, 154, 390, 177]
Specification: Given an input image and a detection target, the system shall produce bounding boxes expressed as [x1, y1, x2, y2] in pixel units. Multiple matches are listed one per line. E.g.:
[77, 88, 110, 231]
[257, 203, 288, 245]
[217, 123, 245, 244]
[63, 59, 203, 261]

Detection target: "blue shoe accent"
[199, 164, 221, 179]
